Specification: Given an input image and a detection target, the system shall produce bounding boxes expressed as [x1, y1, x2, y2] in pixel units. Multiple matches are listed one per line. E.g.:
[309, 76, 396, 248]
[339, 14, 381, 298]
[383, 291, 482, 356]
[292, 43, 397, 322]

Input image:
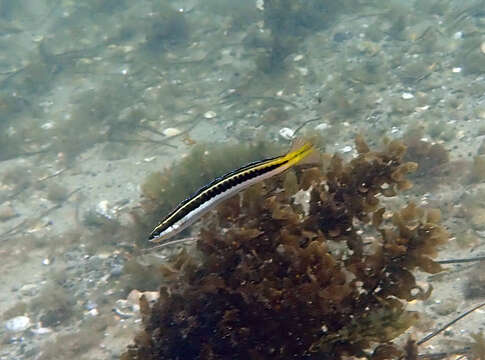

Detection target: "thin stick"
[0, 188, 81, 240]
[293, 116, 322, 136]
[417, 347, 470, 359]
[436, 255, 485, 264]
[417, 301, 485, 346]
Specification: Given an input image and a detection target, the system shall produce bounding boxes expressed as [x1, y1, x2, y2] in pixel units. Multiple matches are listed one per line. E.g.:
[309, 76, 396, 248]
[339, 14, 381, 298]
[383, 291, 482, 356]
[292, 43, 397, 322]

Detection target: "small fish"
[149, 139, 318, 245]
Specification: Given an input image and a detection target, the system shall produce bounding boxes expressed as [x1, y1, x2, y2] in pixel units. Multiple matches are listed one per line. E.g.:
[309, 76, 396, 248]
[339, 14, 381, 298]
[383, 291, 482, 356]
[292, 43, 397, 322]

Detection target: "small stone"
[204, 110, 217, 119]
[86, 308, 99, 317]
[5, 316, 31, 332]
[452, 67, 462, 73]
[453, 31, 463, 40]
[341, 145, 353, 153]
[162, 127, 181, 137]
[293, 54, 304, 62]
[481, 41, 485, 55]
[110, 264, 123, 277]
[401, 92, 414, 100]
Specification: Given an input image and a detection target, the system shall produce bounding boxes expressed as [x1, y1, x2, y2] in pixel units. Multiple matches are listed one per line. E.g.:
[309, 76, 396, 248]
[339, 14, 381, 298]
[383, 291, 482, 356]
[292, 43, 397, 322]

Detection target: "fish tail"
[285, 138, 320, 166]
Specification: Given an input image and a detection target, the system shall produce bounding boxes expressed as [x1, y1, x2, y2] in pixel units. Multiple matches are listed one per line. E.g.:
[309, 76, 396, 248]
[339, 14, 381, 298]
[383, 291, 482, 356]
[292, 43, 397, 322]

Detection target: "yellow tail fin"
[286, 138, 320, 166]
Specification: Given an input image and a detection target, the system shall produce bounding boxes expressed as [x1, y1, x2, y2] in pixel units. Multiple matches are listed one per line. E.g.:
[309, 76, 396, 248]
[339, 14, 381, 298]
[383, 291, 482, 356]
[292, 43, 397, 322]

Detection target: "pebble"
[453, 31, 463, 40]
[5, 316, 31, 332]
[110, 264, 123, 277]
[401, 92, 414, 100]
[279, 127, 295, 140]
[341, 145, 353, 153]
[481, 41, 485, 54]
[452, 67, 462, 73]
[203, 110, 217, 119]
[162, 127, 181, 137]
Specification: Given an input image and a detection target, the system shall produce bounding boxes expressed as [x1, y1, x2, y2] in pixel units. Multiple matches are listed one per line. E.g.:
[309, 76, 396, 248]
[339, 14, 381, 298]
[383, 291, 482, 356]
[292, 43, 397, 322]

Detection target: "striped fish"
[149, 139, 317, 245]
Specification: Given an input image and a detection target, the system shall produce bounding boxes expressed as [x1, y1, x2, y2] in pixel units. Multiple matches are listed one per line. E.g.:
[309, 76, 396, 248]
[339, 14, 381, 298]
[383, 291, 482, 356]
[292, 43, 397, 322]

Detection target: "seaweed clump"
[123, 137, 448, 359]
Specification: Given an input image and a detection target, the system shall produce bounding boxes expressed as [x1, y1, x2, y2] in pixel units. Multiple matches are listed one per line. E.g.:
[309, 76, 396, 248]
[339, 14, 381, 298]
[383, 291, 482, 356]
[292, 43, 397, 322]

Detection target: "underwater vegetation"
[254, 0, 363, 74]
[144, 2, 189, 52]
[122, 137, 448, 359]
[119, 141, 285, 292]
[402, 129, 449, 179]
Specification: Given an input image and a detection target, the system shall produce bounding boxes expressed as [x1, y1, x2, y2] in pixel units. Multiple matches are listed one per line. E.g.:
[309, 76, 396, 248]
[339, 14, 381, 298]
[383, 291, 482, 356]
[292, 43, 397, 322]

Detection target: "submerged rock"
[4, 316, 31, 332]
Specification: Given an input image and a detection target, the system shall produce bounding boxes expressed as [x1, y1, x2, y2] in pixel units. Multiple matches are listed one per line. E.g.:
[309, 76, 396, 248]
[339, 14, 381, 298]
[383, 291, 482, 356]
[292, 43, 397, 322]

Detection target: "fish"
[149, 139, 318, 245]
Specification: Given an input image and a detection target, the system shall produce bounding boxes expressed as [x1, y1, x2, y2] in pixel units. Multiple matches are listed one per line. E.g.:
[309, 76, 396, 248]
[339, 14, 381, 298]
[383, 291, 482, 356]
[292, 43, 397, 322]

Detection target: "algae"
[122, 137, 448, 359]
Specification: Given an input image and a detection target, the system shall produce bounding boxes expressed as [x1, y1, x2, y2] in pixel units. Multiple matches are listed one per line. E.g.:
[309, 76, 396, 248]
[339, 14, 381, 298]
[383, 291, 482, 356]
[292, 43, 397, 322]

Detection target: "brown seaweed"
[122, 137, 448, 360]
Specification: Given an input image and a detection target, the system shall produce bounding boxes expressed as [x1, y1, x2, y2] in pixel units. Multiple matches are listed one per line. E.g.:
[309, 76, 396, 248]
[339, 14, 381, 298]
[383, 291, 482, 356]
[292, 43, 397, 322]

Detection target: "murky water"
[1, 1, 485, 359]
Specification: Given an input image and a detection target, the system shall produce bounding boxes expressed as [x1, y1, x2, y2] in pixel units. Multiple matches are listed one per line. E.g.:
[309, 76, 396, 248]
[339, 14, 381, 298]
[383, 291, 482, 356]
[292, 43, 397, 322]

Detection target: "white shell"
[95, 200, 112, 219]
[279, 127, 295, 140]
[401, 92, 414, 100]
[162, 127, 181, 137]
[204, 111, 217, 119]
